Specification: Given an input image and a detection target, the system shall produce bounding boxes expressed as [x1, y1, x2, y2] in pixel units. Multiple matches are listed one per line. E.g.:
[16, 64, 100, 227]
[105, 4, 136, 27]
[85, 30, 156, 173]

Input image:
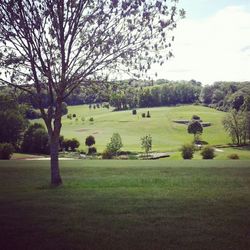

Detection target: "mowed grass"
[60, 105, 231, 152]
[1, 160, 250, 250]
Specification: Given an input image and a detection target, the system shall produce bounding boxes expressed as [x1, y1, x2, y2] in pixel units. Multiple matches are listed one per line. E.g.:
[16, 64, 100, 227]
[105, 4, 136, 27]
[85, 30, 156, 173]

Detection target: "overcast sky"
[152, 0, 250, 84]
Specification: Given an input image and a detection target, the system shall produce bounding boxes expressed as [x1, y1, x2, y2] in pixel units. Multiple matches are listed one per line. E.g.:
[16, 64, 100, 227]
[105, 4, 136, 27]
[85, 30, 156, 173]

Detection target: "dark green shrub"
[0, 143, 14, 160]
[72, 113, 76, 118]
[67, 114, 72, 119]
[146, 111, 151, 118]
[227, 153, 239, 160]
[132, 109, 137, 115]
[85, 135, 95, 147]
[21, 123, 49, 154]
[88, 147, 97, 155]
[68, 138, 80, 151]
[201, 146, 215, 159]
[181, 144, 194, 159]
[192, 115, 200, 120]
[142, 113, 146, 118]
[89, 117, 94, 122]
[102, 148, 113, 159]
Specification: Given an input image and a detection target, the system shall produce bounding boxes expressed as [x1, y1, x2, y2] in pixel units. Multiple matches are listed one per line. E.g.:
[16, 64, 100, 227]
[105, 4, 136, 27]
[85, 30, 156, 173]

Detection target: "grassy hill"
[61, 104, 230, 152]
[0, 160, 250, 250]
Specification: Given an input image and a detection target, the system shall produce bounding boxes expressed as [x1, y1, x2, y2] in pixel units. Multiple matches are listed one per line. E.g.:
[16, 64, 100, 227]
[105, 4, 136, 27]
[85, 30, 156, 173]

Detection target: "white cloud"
[152, 5, 250, 84]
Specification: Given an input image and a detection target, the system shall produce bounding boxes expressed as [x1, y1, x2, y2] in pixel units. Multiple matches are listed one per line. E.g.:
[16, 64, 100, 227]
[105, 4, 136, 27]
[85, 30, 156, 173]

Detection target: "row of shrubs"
[132, 109, 151, 118]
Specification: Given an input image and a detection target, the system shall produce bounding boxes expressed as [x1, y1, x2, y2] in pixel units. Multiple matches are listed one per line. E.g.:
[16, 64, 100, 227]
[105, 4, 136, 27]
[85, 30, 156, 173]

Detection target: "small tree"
[141, 135, 152, 159]
[181, 144, 194, 159]
[85, 135, 96, 154]
[188, 120, 203, 142]
[107, 133, 123, 156]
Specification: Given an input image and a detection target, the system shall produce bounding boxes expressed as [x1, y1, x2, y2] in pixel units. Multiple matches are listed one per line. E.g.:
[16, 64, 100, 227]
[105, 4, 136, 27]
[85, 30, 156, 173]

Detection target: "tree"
[21, 123, 50, 154]
[107, 133, 123, 156]
[141, 135, 152, 158]
[85, 135, 95, 154]
[0, 95, 28, 146]
[68, 138, 80, 151]
[187, 120, 203, 142]
[0, 1, 184, 186]
[222, 109, 249, 145]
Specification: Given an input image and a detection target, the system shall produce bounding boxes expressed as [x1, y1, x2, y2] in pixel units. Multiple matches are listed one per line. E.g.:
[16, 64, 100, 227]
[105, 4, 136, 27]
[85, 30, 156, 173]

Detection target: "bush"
[67, 114, 72, 119]
[69, 138, 80, 151]
[72, 113, 76, 118]
[21, 123, 49, 154]
[89, 117, 94, 122]
[141, 113, 146, 118]
[0, 143, 14, 160]
[106, 133, 123, 156]
[201, 146, 215, 159]
[102, 148, 113, 159]
[192, 115, 200, 120]
[228, 153, 239, 160]
[132, 109, 137, 115]
[88, 147, 97, 155]
[146, 111, 151, 118]
[181, 144, 194, 159]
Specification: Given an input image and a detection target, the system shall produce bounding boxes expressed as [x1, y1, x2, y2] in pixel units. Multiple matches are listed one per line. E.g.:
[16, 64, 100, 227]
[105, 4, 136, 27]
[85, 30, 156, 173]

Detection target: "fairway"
[1, 160, 250, 250]
[59, 105, 231, 152]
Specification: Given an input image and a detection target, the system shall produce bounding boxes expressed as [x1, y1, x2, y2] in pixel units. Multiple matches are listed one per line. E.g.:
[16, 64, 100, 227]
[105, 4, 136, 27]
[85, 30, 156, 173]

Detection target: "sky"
[151, 0, 250, 84]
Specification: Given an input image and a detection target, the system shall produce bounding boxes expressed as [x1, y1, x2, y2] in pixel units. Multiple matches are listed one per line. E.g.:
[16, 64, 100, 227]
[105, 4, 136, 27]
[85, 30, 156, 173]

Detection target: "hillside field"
[0, 160, 250, 250]
[61, 105, 231, 152]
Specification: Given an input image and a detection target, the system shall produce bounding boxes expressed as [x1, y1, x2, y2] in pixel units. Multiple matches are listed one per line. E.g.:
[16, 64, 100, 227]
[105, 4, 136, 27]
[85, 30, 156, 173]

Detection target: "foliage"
[21, 123, 50, 154]
[192, 115, 200, 120]
[89, 117, 94, 122]
[88, 147, 97, 155]
[61, 102, 68, 116]
[85, 135, 95, 148]
[142, 113, 146, 118]
[181, 144, 194, 159]
[106, 133, 123, 156]
[102, 148, 113, 159]
[62, 138, 80, 151]
[222, 109, 250, 145]
[141, 135, 152, 158]
[188, 120, 203, 142]
[146, 111, 151, 118]
[72, 114, 76, 118]
[67, 114, 72, 119]
[132, 109, 137, 115]
[0, 95, 28, 146]
[227, 153, 239, 160]
[0, 143, 14, 160]
[201, 146, 215, 159]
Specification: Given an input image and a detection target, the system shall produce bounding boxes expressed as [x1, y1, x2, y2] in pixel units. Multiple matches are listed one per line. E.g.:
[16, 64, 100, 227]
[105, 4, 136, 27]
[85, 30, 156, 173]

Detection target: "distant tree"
[0, 95, 28, 147]
[188, 120, 203, 142]
[85, 135, 96, 154]
[107, 133, 123, 156]
[141, 135, 152, 158]
[0, 0, 184, 186]
[68, 138, 80, 151]
[61, 102, 68, 116]
[21, 123, 49, 154]
[222, 109, 249, 145]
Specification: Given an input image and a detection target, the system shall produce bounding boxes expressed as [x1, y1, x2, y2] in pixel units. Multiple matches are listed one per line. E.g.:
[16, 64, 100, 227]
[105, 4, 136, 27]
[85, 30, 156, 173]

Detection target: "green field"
[59, 105, 231, 152]
[0, 160, 250, 250]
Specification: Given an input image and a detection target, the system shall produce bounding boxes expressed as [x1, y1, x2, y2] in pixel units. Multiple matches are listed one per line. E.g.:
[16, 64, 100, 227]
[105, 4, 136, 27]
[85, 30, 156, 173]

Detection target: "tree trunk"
[50, 135, 62, 186]
[49, 100, 63, 186]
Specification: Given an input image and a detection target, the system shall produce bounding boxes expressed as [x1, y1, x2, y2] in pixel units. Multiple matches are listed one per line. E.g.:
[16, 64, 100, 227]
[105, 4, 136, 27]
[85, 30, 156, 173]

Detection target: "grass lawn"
[0, 160, 250, 250]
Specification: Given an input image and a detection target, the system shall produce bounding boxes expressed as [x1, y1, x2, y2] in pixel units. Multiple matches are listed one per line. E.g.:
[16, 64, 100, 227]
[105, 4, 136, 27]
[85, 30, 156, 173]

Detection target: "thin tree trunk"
[50, 135, 62, 186]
